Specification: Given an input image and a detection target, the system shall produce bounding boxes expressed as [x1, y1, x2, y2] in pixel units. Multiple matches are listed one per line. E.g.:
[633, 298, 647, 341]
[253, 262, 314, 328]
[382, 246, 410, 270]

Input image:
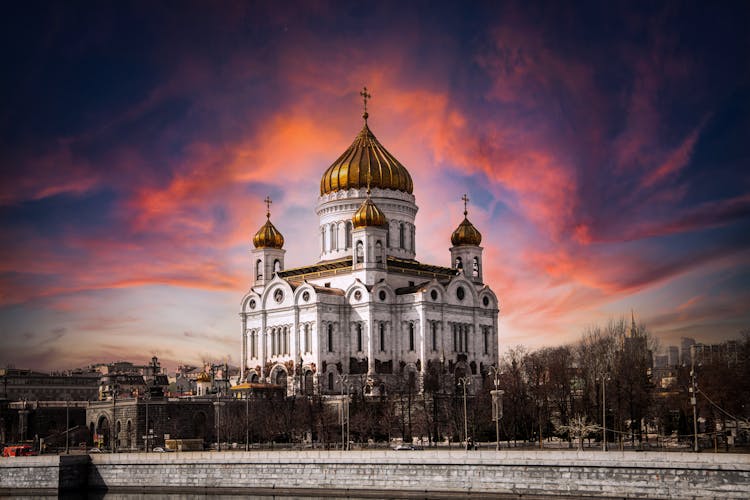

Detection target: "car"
[394, 444, 416, 450]
[152, 447, 165, 452]
[88, 448, 102, 453]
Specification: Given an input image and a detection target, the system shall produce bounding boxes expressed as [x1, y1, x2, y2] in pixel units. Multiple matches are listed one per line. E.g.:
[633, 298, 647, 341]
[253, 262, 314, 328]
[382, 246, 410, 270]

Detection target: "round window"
[430, 290, 438, 301]
[274, 289, 284, 303]
[482, 296, 490, 307]
[302, 291, 310, 302]
[354, 290, 362, 301]
[249, 299, 256, 310]
[379, 290, 386, 301]
[457, 287, 465, 301]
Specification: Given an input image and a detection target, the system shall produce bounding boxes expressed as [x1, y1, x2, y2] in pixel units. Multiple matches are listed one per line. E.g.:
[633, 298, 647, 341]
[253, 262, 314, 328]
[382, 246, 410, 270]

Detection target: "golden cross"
[264, 196, 272, 218]
[360, 86, 371, 122]
[461, 194, 470, 216]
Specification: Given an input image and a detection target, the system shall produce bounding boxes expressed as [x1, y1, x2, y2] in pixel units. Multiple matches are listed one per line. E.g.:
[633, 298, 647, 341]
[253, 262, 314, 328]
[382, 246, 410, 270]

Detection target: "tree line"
[215, 320, 749, 450]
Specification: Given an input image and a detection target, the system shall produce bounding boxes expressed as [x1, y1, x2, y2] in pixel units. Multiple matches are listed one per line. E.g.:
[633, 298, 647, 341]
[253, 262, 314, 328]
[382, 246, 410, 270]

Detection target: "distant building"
[0, 368, 100, 402]
[680, 337, 696, 366]
[667, 345, 679, 367]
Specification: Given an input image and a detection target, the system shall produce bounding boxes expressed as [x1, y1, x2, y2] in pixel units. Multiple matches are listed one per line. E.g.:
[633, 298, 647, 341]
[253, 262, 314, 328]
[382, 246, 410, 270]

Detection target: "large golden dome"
[253, 210, 284, 249]
[352, 195, 387, 228]
[320, 123, 413, 195]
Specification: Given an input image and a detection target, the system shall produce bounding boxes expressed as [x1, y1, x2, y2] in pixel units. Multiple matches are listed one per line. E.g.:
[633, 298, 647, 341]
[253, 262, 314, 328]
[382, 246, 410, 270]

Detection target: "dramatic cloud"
[1, 2, 748, 370]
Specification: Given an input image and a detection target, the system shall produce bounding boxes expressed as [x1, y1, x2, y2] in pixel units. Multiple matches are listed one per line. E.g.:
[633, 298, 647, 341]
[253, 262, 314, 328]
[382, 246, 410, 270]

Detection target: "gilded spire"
[451, 194, 482, 246]
[360, 86, 371, 123]
[253, 196, 284, 249]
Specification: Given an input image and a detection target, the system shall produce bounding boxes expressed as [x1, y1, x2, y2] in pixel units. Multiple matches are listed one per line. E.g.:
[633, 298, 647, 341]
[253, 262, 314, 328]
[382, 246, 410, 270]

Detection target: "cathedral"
[240, 91, 499, 397]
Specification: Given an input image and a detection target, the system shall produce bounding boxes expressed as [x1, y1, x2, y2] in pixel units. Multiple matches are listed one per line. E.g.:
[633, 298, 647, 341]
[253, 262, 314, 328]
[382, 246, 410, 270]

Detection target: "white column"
[260, 313, 267, 379]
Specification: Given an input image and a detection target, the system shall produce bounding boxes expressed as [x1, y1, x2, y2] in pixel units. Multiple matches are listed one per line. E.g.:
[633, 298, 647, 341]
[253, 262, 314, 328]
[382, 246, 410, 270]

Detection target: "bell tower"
[450, 194, 484, 283]
[251, 196, 285, 287]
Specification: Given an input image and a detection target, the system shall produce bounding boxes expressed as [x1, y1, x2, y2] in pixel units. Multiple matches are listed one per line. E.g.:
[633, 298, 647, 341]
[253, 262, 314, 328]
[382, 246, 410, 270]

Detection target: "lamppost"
[690, 345, 699, 452]
[488, 366, 504, 451]
[215, 391, 221, 452]
[336, 374, 348, 450]
[111, 381, 118, 453]
[597, 372, 610, 452]
[458, 376, 471, 450]
[65, 397, 70, 455]
[245, 389, 250, 452]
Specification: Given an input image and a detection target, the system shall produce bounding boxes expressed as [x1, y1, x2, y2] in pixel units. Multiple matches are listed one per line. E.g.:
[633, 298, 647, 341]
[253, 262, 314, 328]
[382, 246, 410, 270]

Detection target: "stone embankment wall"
[0, 455, 89, 495]
[2, 450, 750, 498]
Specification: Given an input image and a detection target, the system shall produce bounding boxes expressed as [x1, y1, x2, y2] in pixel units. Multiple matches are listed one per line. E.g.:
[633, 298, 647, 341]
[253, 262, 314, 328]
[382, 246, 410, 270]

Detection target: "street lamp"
[458, 376, 471, 450]
[336, 374, 348, 450]
[215, 391, 221, 452]
[597, 372, 611, 452]
[111, 381, 119, 453]
[245, 389, 250, 452]
[488, 366, 504, 451]
[65, 397, 70, 455]
[690, 345, 699, 452]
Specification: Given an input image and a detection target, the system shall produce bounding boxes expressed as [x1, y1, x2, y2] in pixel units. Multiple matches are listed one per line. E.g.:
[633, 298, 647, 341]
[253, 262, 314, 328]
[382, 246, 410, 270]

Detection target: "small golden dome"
[451, 195, 482, 246]
[320, 123, 413, 195]
[451, 217, 482, 246]
[352, 195, 387, 228]
[253, 198, 284, 249]
[196, 372, 211, 382]
[253, 219, 284, 249]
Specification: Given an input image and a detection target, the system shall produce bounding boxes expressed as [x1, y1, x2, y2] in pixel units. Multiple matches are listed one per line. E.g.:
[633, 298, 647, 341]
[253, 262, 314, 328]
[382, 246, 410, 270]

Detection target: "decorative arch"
[355, 240, 364, 264]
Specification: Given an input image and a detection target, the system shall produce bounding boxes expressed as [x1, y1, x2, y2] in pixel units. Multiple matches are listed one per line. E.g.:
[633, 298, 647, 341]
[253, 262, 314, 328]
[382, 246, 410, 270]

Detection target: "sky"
[1, 1, 749, 372]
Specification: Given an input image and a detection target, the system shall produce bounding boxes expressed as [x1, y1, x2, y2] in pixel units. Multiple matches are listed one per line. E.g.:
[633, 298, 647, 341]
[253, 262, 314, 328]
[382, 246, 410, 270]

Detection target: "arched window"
[357, 323, 363, 352]
[375, 241, 383, 263]
[483, 326, 489, 355]
[328, 324, 334, 353]
[273, 259, 281, 274]
[455, 256, 463, 270]
[283, 327, 288, 355]
[432, 322, 438, 352]
[380, 323, 385, 352]
[321, 227, 326, 253]
[399, 223, 405, 249]
[305, 324, 311, 354]
[410, 225, 415, 252]
[472, 257, 479, 278]
[247, 331, 255, 359]
[346, 221, 353, 248]
[271, 328, 276, 355]
[409, 322, 415, 351]
[328, 372, 334, 391]
[256, 259, 263, 280]
[355, 241, 364, 264]
[329, 224, 336, 251]
[386, 227, 390, 248]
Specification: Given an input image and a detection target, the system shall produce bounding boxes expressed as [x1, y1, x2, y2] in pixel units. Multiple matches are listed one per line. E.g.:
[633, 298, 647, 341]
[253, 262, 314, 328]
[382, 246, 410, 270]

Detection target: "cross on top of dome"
[360, 86, 371, 123]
